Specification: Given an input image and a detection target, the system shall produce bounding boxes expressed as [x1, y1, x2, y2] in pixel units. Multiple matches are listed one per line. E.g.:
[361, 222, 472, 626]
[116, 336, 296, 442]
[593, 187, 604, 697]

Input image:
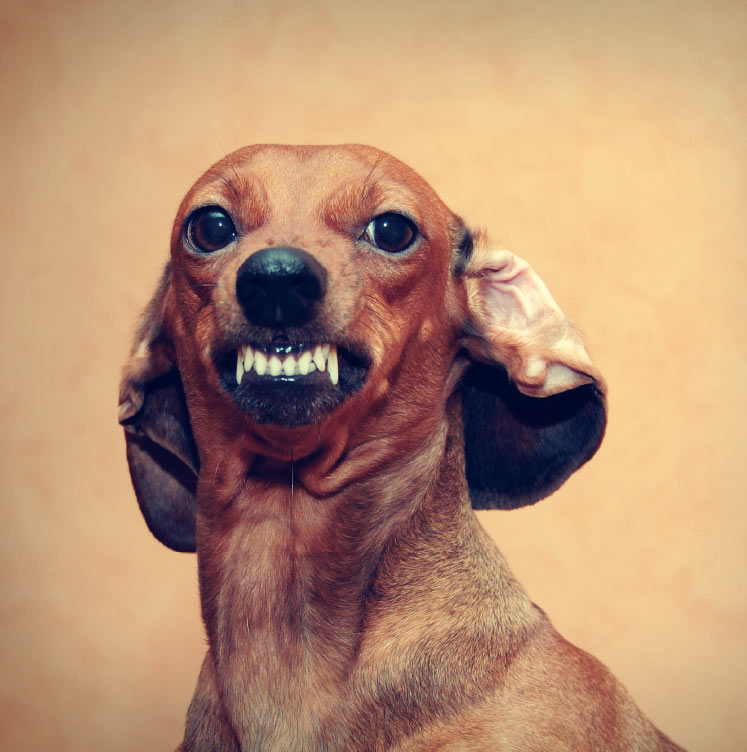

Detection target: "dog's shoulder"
[482, 616, 685, 751]
[394, 615, 684, 751]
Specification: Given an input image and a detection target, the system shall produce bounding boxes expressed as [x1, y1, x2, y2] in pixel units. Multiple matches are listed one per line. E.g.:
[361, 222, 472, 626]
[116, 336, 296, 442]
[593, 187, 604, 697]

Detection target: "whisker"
[360, 154, 385, 205]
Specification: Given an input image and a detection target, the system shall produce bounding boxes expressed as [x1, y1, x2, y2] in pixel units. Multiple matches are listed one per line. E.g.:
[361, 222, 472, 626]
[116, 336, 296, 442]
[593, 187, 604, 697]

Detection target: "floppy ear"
[118, 265, 198, 552]
[460, 244, 607, 509]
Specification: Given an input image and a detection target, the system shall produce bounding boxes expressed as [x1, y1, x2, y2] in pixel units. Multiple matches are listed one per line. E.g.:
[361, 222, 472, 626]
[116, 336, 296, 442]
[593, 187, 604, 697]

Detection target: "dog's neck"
[194, 396, 536, 749]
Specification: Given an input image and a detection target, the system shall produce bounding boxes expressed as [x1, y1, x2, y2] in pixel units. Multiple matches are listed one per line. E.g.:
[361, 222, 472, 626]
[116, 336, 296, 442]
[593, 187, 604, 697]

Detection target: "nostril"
[236, 247, 327, 329]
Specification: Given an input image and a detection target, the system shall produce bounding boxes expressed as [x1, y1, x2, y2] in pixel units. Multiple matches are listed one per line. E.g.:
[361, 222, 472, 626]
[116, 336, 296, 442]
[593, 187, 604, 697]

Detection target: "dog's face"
[119, 144, 607, 552]
[167, 145, 461, 438]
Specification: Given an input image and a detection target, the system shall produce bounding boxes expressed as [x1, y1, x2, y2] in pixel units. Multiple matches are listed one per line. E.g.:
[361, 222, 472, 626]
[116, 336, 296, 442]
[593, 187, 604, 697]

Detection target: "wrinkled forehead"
[175, 144, 450, 229]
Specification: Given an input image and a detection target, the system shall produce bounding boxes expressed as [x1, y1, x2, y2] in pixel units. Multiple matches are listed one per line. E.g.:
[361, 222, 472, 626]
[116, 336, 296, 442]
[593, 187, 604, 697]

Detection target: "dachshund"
[119, 144, 685, 751]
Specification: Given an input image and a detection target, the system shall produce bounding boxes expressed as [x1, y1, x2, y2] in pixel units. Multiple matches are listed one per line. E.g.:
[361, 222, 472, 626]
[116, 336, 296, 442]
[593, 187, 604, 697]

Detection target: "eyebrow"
[322, 179, 423, 230]
[193, 172, 269, 231]
[322, 182, 379, 228]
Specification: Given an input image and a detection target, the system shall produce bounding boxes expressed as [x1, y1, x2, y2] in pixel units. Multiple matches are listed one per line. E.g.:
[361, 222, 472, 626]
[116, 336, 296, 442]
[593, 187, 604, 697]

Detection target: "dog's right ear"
[118, 265, 198, 553]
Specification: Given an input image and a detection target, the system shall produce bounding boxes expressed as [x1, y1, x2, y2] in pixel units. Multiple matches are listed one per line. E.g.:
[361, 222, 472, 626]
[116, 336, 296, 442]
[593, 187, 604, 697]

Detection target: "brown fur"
[120, 145, 685, 751]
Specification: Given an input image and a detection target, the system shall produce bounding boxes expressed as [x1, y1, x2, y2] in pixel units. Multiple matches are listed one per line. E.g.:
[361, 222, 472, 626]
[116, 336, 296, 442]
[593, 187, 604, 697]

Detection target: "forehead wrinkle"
[322, 180, 423, 230]
[186, 170, 270, 232]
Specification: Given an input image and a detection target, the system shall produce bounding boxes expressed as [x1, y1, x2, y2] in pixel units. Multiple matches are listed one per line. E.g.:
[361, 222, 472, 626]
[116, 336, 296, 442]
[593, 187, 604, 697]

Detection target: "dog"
[119, 144, 685, 751]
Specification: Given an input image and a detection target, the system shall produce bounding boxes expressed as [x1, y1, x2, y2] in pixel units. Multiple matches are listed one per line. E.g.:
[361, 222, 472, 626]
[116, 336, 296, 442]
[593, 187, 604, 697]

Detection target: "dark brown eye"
[187, 206, 237, 253]
[363, 212, 417, 253]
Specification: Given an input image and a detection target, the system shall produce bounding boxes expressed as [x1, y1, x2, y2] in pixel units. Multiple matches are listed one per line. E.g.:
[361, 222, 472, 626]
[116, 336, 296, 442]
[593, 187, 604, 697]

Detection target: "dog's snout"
[235, 247, 327, 329]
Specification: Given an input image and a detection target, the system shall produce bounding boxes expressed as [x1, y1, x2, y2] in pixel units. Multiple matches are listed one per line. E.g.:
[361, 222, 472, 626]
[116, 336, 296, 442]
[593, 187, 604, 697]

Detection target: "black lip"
[213, 343, 370, 426]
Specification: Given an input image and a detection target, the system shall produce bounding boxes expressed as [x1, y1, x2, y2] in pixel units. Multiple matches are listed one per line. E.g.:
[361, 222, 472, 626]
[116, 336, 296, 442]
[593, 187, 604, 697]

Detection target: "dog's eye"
[363, 213, 418, 254]
[187, 206, 237, 253]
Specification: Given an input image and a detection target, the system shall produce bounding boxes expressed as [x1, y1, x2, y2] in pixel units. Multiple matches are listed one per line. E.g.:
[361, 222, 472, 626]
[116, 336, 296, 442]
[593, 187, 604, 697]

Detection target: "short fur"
[119, 144, 684, 751]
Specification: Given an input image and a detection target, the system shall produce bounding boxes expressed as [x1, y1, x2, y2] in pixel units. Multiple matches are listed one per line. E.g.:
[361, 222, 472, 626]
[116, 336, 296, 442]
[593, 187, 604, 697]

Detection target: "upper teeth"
[236, 345, 339, 386]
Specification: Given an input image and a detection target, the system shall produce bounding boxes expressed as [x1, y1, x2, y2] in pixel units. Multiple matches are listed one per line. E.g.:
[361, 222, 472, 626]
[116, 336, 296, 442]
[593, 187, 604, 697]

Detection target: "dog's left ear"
[459, 242, 607, 509]
[118, 266, 198, 552]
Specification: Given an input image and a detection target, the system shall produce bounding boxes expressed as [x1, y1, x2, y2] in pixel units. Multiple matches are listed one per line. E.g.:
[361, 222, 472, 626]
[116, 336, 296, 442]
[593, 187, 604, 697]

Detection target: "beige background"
[1, 0, 745, 749]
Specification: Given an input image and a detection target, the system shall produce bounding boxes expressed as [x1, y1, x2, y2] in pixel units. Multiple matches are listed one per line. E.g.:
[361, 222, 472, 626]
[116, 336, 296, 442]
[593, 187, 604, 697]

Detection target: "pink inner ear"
[477, 251, 562, 330]
[465, 250, 604, 398]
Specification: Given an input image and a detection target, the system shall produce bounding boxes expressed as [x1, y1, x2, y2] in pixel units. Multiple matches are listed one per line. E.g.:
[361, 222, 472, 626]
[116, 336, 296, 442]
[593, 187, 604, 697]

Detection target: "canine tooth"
[298, 350, 313, 375]
[236, 352, 244, 385]
[269, 355, 282, 376]
[282, 355, 297, 376]
[327, 345, 339, 386]
[243, 346, 254, 372]
[312, 345, 326, 371]
[254, 351, 268, 376]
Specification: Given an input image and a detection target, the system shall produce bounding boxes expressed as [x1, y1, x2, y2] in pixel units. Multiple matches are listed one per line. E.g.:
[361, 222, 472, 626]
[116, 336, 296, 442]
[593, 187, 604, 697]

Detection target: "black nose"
[235, 247, 327, 328]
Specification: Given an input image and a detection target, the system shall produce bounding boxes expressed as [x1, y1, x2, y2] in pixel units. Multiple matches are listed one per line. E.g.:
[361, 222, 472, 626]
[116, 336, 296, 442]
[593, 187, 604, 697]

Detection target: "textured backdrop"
[1, 0, 745, 749]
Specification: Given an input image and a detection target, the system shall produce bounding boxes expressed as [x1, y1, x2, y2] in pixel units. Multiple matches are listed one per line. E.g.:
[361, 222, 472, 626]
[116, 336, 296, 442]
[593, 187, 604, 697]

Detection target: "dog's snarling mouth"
[214, 341, 370, 426]
[236, 343, 340, 385]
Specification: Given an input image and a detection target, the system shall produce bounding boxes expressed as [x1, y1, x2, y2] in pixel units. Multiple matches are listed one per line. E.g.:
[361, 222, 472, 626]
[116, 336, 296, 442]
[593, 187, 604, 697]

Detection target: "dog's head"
[119, 145, 606, 552]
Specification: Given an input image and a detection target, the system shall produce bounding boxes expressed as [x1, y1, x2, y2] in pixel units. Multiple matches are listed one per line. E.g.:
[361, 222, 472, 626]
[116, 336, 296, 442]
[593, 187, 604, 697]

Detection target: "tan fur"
[121, 144, 684, 751]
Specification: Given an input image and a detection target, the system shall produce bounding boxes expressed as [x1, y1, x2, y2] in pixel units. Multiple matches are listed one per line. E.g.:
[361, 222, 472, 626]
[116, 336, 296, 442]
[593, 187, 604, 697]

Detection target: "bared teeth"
[235, 344, 340, 384]
[327, 345, 338, 385]
[254, 350, 268, 376]
[297, 350, 313, 375]
[243, 347, 254, 372]
[312, 345, 326, 372]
